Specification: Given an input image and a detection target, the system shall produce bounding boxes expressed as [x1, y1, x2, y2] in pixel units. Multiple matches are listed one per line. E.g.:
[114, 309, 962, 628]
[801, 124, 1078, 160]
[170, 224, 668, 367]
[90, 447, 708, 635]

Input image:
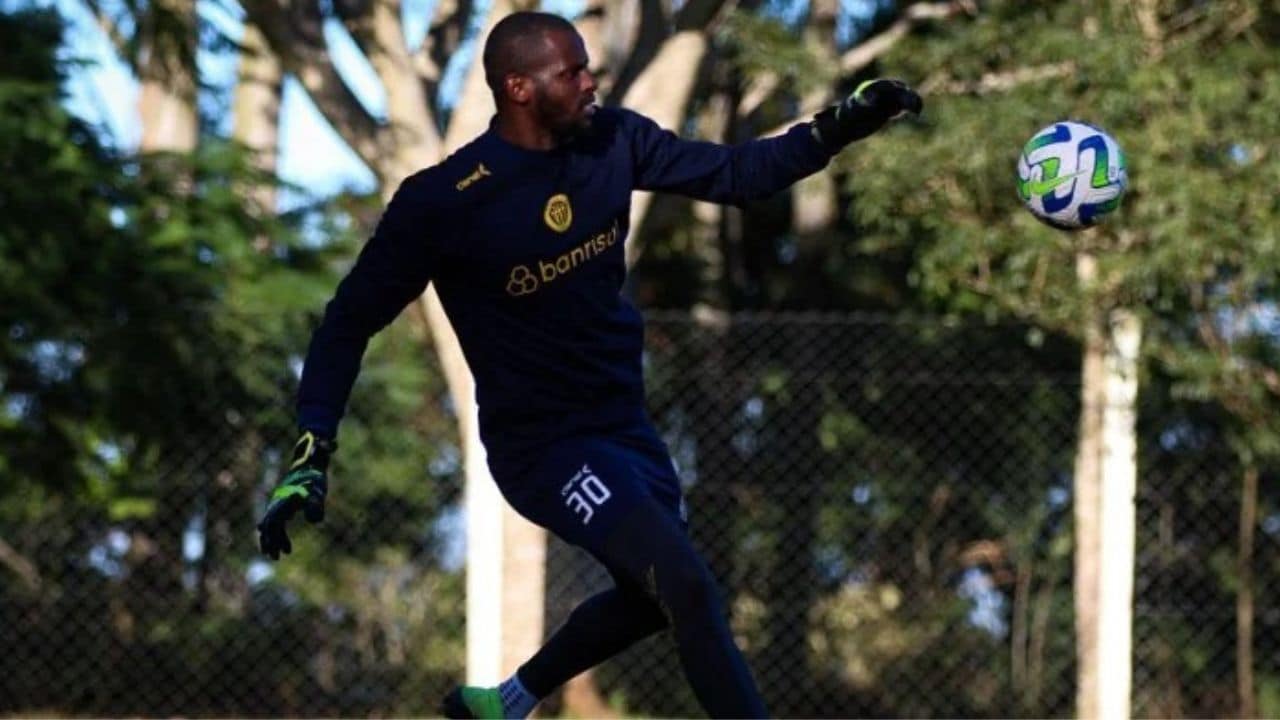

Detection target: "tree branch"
[443, 0, 535, 151]
[357, 0, 444, 168]
[574, 0, 612, 95]
[842, 0, 964, 74]
[674, 0, 730, 32]
[82, 0, 132, 64]
[0, 536, 41, 592]
[425, 0, 473, 79]
[240, 0, 388, 173]
[756, 0, 968, 135]
[605, 0, 671, 106]
[410, 0, 472, 120]
[334, 0, 377, 57]
[920, 61, 1076, 96]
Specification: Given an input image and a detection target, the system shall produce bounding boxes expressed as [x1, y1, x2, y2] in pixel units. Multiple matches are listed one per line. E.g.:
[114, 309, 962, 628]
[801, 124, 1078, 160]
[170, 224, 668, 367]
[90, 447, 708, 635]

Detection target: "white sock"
[498, 672, 539, 719]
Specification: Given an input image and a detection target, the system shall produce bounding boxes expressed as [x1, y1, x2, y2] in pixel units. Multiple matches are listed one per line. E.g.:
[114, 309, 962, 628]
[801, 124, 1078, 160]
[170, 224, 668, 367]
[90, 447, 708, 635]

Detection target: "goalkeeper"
[257, 10, 921, 719]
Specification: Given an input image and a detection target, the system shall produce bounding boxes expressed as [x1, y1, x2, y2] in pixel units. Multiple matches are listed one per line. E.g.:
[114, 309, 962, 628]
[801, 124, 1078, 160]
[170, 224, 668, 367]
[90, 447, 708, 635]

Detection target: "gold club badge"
[543, 193, 572, 233]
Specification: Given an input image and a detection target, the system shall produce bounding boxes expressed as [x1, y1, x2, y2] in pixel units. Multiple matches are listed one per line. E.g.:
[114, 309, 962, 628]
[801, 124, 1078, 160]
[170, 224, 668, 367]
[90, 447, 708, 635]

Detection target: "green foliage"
[5, 1, 1276, 716]
[719, 10, 837, 96]
[0, 8, 463, 715]
[621, 2, 1279, 716]
[832, 1, 1280, 715]
[842, 0, 1280, 456]
[847, 0, 1280, 327]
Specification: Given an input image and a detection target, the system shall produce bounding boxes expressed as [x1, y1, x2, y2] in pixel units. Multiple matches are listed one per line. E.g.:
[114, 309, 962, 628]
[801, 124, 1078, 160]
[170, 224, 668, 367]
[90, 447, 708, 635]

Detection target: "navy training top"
[296, 107, 833, 477]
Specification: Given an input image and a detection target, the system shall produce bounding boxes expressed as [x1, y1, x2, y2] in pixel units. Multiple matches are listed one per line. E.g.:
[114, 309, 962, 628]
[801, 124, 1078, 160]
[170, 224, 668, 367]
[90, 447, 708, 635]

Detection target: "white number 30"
[562, 464, 612, 525]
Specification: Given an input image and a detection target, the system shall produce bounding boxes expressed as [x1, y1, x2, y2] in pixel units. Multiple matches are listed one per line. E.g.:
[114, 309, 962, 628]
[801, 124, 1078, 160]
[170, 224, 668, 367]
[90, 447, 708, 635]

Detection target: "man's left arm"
[628, 79, 922, 205]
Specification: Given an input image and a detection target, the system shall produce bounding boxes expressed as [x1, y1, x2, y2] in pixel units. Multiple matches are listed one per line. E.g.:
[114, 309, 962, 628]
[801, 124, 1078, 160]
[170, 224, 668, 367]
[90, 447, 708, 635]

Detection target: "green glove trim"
[290, 431, 320, 470]
[852, 79, 877, 104]
[271, 484, 311, 503]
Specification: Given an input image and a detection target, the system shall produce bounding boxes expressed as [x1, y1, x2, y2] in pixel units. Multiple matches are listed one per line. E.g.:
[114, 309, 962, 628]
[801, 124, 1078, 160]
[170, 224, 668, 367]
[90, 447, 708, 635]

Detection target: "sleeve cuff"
[297, 404, 340, 440]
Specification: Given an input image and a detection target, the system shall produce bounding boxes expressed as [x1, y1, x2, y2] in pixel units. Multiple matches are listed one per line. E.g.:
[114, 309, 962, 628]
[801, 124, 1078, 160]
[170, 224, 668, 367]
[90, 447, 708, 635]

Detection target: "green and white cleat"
[440, 685, 505, 719]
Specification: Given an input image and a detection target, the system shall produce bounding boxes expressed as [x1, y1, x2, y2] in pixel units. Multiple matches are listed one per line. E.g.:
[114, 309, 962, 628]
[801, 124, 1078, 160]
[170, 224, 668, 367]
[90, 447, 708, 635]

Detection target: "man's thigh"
[498, 433, 684, 558]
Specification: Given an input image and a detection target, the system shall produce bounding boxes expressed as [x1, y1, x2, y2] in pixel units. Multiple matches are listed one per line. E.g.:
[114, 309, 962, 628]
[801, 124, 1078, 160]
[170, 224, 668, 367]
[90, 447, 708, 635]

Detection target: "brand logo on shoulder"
[543, 193, 572, 232]
[455, 163, 491, 191]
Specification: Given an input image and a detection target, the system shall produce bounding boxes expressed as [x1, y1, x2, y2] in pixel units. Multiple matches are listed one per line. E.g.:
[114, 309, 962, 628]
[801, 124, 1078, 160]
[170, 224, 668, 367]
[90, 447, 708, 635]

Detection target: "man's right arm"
[296, 173, 439, 438]
[625, 79, 921, 205]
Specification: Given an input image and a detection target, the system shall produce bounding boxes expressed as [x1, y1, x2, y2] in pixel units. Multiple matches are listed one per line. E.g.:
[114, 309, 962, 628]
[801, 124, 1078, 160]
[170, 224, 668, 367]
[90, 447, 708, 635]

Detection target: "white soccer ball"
[1016, 120, 1128, 230]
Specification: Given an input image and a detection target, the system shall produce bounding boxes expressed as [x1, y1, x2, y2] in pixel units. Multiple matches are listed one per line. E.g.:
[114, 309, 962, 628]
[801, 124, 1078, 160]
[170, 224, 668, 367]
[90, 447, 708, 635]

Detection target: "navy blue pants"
[492, 425, 768, 718]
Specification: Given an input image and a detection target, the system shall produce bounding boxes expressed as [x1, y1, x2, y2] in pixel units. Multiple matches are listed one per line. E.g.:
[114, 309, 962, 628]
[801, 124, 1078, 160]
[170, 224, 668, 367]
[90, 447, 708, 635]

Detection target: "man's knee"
[603, 500, 723, 624]
[650, 545, 721, 624]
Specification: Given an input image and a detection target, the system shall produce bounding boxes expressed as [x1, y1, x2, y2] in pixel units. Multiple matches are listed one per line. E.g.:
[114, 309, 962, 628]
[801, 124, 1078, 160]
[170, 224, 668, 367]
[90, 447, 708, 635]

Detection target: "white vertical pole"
[1097, 309, 1141, 720]
[465, 418, 503, 685]
[501, 510, 546, 674]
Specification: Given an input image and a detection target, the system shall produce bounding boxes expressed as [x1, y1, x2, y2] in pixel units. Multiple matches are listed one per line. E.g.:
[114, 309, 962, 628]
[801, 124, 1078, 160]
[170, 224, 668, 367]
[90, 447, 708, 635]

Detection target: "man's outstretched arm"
[628, 79, 923, 204]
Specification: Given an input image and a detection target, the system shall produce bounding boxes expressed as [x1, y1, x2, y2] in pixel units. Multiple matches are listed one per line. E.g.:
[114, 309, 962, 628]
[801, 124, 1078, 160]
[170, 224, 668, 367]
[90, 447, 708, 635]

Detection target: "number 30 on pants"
[561, 464, 612, 525]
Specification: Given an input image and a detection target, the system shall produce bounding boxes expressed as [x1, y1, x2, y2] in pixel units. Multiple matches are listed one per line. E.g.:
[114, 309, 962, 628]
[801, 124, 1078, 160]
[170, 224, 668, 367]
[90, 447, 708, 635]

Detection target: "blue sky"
[49, 0, 589, 205]
[45, 0, 873, 205]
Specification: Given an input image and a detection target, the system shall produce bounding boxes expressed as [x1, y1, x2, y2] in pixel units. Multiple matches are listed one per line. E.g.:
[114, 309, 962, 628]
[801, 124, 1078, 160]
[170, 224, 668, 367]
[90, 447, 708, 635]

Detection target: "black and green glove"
[257, 430, 334, 560]
[811, 78, 923, 153]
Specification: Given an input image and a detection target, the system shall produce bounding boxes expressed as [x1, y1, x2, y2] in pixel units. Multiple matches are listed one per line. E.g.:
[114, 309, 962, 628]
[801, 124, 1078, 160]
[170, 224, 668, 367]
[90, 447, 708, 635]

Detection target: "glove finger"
[303, 497, 325, 524]
[899, 88, 923, 115]
[865, 80, 921, 117]
[259, 525, 279, 560]
[259, 515, 292, 560]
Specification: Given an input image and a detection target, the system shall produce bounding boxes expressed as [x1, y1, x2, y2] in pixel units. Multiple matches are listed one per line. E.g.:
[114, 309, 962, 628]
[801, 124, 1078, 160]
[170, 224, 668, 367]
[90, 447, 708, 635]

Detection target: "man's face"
[527, 29, 598, 137]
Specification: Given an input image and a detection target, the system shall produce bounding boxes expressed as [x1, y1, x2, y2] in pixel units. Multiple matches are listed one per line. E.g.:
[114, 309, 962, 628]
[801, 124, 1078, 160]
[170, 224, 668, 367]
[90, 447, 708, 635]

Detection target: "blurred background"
[1, 0, 1279, 717]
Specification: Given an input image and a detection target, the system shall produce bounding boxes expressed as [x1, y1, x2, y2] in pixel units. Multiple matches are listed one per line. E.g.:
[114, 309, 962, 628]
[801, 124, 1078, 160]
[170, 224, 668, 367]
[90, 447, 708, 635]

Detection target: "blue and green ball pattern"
[1016, 120, 1128, 231]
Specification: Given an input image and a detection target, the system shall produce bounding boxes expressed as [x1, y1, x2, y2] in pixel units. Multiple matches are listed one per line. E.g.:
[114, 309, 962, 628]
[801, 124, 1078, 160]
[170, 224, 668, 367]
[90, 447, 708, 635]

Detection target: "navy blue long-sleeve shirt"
[297, 107, 832, 475]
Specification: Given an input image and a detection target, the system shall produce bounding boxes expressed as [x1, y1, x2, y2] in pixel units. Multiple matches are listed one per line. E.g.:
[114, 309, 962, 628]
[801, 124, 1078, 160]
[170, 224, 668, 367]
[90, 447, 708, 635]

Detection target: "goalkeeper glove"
[257, 430, 334, 560]
[811, 78, 923, 153]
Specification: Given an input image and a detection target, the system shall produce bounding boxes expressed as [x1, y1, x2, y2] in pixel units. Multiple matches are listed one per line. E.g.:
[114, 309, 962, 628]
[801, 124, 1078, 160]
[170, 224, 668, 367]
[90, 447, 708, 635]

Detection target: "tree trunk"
[130, 0, 201, 652]
[365, 0, 440, 182]
[136, 0, 198, 152]
[416, 0, 549, 685]
[791, 0, 839, 237]
[1156, 498, 1184, 717]
[1073, 253, 1104, 720]
[1096, 307, 1139, 720]
[622, 30, 709, 267]
[1237, 466, 1258, 718]
[1028, 558, 1059, 711]
[1011, 558, 1032, 699]
[1073, 252, 1139, 720]
[233, 22, 282, 180]
[233, 21, 283, 251]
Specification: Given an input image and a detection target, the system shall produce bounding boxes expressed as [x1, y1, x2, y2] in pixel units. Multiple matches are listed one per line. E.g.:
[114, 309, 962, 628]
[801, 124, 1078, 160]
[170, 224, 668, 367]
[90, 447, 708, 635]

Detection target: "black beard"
[532, 86, 592, 144]
[554, 115, 596, 145]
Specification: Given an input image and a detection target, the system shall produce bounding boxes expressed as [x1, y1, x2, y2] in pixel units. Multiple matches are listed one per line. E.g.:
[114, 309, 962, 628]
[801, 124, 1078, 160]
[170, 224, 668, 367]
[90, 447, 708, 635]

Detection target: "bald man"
[256, 10, 921, 719]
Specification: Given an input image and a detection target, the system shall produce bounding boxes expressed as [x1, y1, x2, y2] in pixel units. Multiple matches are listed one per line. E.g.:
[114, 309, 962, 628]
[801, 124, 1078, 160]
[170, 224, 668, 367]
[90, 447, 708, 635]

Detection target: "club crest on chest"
[543, 193, 572, 233]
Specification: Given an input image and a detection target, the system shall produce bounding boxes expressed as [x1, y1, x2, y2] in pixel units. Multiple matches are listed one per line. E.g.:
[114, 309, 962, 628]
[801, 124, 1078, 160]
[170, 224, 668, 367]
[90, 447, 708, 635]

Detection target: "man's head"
[482, 11, 598, 139]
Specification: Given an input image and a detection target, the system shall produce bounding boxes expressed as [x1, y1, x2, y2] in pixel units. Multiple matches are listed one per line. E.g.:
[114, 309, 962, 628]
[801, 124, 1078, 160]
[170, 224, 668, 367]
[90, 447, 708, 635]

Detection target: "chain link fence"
[1, 312, 1276, 718]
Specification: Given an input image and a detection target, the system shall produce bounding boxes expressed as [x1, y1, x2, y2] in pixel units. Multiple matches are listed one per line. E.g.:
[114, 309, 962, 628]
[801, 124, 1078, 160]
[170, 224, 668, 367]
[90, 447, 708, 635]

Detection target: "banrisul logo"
[505, 220, 621, 297]
[506, 265, 539, 296]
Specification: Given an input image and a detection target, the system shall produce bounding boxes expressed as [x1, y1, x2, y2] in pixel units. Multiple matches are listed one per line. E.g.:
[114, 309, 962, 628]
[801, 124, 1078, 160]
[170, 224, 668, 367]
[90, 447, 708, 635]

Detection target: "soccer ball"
[1016, 121, 1128, 230]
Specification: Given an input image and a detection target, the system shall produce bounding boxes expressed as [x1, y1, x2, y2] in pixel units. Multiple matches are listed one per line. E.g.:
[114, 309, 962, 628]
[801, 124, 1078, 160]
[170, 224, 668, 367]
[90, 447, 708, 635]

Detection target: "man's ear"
[504, 74, 532, 105]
